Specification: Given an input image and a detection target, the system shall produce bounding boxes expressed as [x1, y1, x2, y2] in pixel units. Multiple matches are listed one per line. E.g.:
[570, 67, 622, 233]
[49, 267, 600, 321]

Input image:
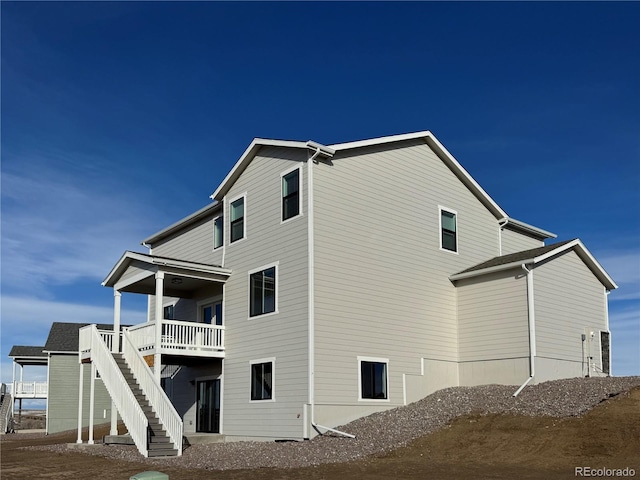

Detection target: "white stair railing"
[122, 328, 183, 456]
[80, 325, 148, 457]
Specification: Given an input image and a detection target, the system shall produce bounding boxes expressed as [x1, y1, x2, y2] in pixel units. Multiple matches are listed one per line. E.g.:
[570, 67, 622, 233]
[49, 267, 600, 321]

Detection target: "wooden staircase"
[112, 354, 178, 457]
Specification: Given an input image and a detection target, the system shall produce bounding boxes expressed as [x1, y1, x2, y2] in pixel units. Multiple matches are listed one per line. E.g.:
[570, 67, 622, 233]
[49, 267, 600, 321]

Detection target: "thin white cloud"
[1, 161, 158, 294]
[598, 252, 640, 301]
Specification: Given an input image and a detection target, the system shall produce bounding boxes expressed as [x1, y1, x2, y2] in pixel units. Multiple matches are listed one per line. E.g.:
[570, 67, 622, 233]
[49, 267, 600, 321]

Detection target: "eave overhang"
[103, 251, 232, 293]
[450, 239, 617, 291]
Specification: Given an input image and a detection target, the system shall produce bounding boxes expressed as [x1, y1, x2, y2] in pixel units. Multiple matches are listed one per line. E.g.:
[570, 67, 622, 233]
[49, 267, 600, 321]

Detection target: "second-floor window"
[282, 168, 300, 221]
[440, 208, 457, 252]
[213, 216, 223, 249]
[230, 196, 245, 243]
[249, 265, 276, 317]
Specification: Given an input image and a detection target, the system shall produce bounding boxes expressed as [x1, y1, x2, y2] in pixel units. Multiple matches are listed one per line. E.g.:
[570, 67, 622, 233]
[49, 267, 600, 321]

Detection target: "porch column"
[154, 271, 165, 383]
[76, 363, 84, 444]
[88, 363, 96, 444]
[113, 290, 121, 353]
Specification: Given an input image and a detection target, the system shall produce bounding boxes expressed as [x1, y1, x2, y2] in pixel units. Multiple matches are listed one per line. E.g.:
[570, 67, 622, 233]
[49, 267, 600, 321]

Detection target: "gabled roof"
[210, 139, 334, 200]
[450, 239, 617, 290]
[205, 131, 553, 239]
[102, 251, 231, 288]
[43, 322, 120, 353]
[8, 345, 47, 359]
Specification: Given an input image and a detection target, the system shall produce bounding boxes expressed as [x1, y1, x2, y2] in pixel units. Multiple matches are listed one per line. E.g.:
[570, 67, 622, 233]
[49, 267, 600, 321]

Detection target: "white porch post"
[88, 363, 96, 444]
[12, 361, 16, 395]
[76, 362, 84, 444]
[154, 271, 165, 383]
[113, 290, 122, 353]
[111, 289, 121, 435]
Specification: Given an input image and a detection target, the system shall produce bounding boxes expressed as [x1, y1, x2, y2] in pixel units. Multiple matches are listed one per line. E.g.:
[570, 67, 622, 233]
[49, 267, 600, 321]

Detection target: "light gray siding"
[534, 250, 608, 377]
[152, 214, 224, 267]
[221, 146, 309, 440]
[47, 355, 113, 434]
[312, 139, 501, 423]
[457, 269, 529, 362]
[501, 227, 544, 255]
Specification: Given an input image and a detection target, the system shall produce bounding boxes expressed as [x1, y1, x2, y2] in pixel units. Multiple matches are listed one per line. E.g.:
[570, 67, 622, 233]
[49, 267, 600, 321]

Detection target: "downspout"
[513, 263, 536, 396]
[307, 147, 355, 439]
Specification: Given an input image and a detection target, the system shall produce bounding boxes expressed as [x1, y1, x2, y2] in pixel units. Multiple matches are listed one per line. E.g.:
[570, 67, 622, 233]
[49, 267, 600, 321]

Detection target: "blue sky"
[2, 1, 639, 394]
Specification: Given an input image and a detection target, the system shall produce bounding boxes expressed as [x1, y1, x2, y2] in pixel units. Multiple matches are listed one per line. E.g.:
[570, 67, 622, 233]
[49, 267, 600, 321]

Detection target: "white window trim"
[280, 163, 304, 224]
[357, 356, 390, 402]
[438, 205, 459, 254]
[249, 357, 276, 403]
[162, 299, 178, 321]
[213, 215, 224, 250]
[228, 192, 247, 245]
[248, 261, 279, 319]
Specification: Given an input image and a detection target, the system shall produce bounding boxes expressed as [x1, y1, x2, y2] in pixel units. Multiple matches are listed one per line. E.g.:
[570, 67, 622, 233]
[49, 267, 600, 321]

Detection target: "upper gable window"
[230, 196, 245, 243]
[440, 207, 458, 253]
[213, 216, 223, 249]
[282, 168, 300, 221]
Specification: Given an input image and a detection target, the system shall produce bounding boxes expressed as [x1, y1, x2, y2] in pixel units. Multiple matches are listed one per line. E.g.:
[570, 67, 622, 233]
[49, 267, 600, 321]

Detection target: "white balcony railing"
[11, 381, 48, 398]
[127, 320, 225, 356]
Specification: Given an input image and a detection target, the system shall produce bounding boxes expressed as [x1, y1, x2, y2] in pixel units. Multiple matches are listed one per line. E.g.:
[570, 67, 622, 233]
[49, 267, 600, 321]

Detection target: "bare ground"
[2, 380, 639, 480]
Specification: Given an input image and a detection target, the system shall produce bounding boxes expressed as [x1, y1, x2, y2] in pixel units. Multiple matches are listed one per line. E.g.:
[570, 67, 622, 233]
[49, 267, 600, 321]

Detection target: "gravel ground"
[23, 376, 640, 471]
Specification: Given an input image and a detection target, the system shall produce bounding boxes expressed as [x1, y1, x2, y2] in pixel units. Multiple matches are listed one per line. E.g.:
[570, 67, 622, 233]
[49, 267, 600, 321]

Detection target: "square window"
[213, 216, 224, 249]
[360, 360, 388, 400]
[230, 197, 245, 243]
[250, 361, 273, 401]
[282, 169, 300, 221]
[440, 209, 457, 252]
[250, 266, 276, 317]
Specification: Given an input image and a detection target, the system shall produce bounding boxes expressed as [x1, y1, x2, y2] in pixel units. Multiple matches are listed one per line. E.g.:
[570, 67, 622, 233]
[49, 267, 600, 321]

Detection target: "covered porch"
[8, 346, 48, 400]
[101, 251, 232, 377]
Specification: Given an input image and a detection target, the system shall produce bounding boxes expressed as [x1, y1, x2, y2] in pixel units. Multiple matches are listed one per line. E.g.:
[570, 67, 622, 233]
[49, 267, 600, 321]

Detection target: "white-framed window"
[250, 357, 275, 402]
[213, 215, 224, 249]
[439, 206, 458, 253]
[358, 356, 389, 401]
[281, 165, 302, 222]
[248, 262, 278, 318]
[229, 193, 246, 243]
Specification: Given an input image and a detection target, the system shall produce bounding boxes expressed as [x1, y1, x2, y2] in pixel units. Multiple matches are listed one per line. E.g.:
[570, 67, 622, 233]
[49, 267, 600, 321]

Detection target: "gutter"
[513, 264, 536, 397]
[306, 145, 354, 439]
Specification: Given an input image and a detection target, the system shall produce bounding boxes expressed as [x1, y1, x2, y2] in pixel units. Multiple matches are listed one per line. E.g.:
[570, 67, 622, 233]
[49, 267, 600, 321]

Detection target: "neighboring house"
[8, 323, 117, 434]
[80, 130, 615, 456]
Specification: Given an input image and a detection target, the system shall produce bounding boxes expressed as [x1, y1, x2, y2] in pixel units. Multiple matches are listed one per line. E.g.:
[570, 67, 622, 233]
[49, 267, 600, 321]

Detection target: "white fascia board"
[500, 217, 557, 239]
[210, 138, 310, 201]
[102, 251, 136, 287]
[328, 130, 434, 151]
[143, 202, 221, 246]
[425, 133, 508, 220]
[150, 256, 232, 276]
[533, 239, 618, 290]
[329, 130, 508, 220]
[449, 259, 532, 281]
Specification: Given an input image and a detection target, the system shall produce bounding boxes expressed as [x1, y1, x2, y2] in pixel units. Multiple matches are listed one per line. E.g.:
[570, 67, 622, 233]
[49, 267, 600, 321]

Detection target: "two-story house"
[78, 130, 616, 457]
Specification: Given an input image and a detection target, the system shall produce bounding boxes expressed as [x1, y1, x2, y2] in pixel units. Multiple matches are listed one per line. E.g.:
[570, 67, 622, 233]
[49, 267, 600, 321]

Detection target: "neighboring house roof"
[102, 251, 232, 288]
[143, 202, 222, 246]
[8, 345, 47, 359]
[205, 131, 554, 240]
[450, 239, 617, 290]
[43, 322, 120, 353]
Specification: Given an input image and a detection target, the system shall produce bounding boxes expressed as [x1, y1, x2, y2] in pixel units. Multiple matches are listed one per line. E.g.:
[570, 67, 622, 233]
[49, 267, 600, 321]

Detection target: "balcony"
[80, 320, 225, 361]
[11, 381, 48, 399]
